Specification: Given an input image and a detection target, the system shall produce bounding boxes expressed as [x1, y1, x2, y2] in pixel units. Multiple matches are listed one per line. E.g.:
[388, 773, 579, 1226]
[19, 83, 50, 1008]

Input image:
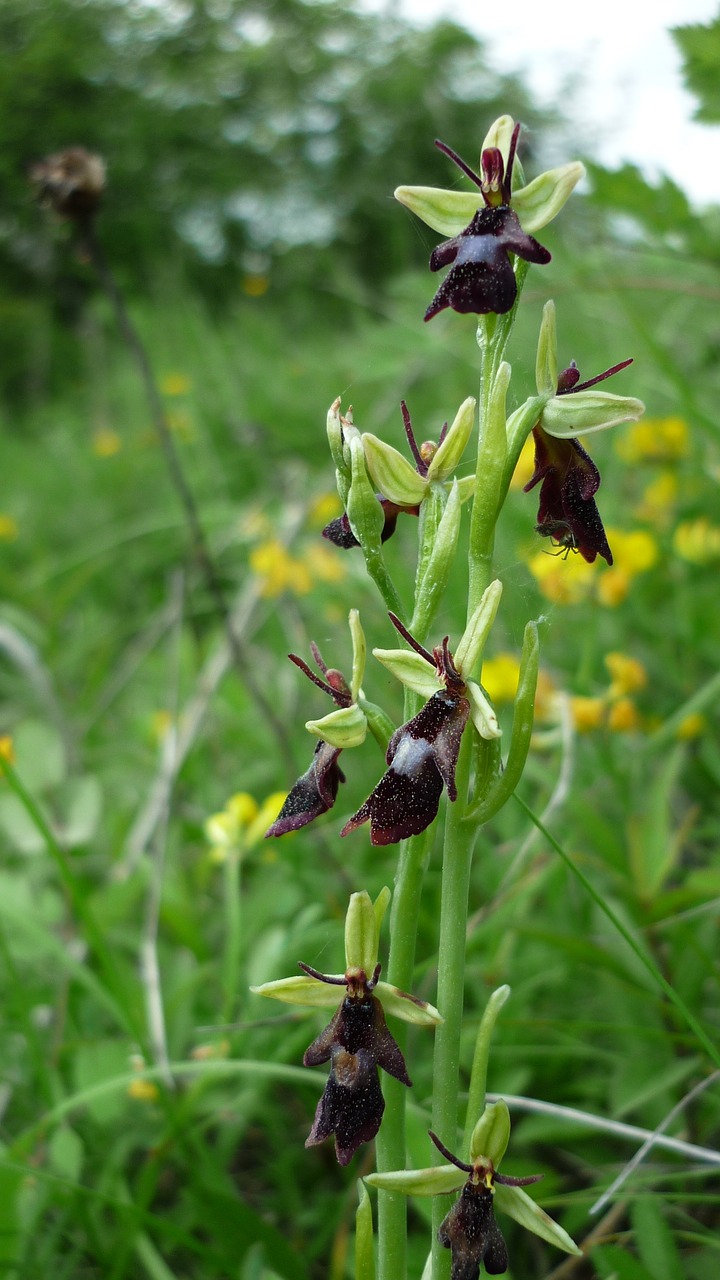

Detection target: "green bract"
[305, 702, 367, 749]
[345, 888, 389, 974]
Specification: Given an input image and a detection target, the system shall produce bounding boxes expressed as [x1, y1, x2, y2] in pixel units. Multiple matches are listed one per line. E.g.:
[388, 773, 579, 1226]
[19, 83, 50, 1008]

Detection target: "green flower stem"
[467, 342, 499, 616]
[375, 825, 432, 1280]
[430, 733, 477, 1280]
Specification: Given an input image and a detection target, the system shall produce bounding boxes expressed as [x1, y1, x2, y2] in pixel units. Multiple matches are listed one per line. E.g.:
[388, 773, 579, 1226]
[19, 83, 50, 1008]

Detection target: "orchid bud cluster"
[254, 114, 644, 1278]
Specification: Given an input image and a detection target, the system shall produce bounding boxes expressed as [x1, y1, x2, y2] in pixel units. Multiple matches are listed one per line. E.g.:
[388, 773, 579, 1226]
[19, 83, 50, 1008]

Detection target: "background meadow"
[1, 2, 720, 1277]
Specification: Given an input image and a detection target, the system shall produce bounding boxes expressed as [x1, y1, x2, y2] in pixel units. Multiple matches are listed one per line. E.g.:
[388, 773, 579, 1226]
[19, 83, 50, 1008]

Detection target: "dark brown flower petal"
[341, 691, 469, 846]
[525, 426, 612, 565]
[439, 1183, 509, 1280]
[425, 206, 550, 322]
[322, 496, 419, 549]
[265, 741, 344, 837]
[305, 1046, 385, 1166]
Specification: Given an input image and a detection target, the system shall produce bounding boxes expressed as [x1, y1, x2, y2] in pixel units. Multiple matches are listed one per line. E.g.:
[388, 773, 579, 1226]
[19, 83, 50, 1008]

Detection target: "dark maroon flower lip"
[301, 964, 411, 1165]
[525, 426, 613, 566]
[424, 127, 551, 323]
[340, 617, 470, 846]
[265, 644, 352, 837]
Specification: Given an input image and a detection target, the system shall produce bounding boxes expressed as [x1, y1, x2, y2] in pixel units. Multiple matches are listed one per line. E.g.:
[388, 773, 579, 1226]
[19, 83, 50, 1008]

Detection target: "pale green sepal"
[513, 162, 585, 233]
[542, 391, 645, 438]
[426, 397, 476, 483]
[454, 475, 476, 504]
[454, 580, 503, 678]
[373, 886, 391, 941]
[467, 681, 501, 741]
[365, 1165, 464, 1197]
[327, 397, 349, 477]
[349, 609, 366, 702]
[362, 434, 428, 506]
[355, 1181, 375, 1280]
[376, 980, 443, 1026]
[481, 115, 515, 160]
[306, 704, 367, 749]
[251, 974, 344, 1009]
[535, 301, 558, 396]
[411, 480, 462, 637]
[469, 1100, 511, 1166]
[345, 891, 378, 976]
[372, 649, 440, 700]
[347, 435, 385, 551]
[494, 1184, 583, 1256]
[393, 185, 482, 238]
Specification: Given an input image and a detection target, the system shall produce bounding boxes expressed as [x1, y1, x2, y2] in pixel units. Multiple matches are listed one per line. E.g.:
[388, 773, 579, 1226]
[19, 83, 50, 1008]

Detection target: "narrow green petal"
[365, 1165, 464, 1197]
[372, 648, 441, 699]
[454, 475, 476, 504]
[306, 703, 367, 749]
[362, 433, 428, 506]
[349, 609, 366, 702]
[542, 391, 645, 438]
[394, 185, 482, 238]
[495, 1184, 583, 1256]
[454, 580, 503, 678]
[251, 974, 343, 1009]
[469, 1100, 511, 1166]
[345, 890, 378, 974]
[376, 980, 443, 1026]
[467, 680, 502, 741]
[535, 301, 558, 396]
[426, 397, 476, 483]
[512, 161, 586, 232]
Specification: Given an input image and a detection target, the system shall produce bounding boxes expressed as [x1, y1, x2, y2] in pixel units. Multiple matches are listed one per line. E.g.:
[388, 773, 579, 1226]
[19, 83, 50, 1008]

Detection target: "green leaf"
[355, 1181, 375, 1280]
[632, 1197, 684, 1280]
[12, 718, 65, 792]
[628, 744, 686, 904]
[48, 1125, 84, 1183]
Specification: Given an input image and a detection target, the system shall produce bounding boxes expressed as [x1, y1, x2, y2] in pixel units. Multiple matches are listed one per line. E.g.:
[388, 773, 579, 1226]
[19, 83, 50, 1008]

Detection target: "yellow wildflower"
[242, 274, 269, 297]
[303, 542, 346, 584]
[533, 669, 557, 722]
[604, 652, 647, 698]
[571, 697, 605, 733]
[191, 1039, 230, 1061]
[160, 373, 192, 396]
[92, 427, 122, 457]
[249, 539, 312, 597]
[635, 470, 678, 525]
[238, 507, 272, 540]
[527, 548, 597, 605]
[509, 435, 536, 490]
[308, 492, 342, 528]
[607, 697, 641, 732]
[0, 736, 15, 764]
[595, 567, 630, 607]
[676, 712, 707, 740]
[127, 1078, 160, 1102]
[673, 517, 720, 565]
[482, 653, 521, 703]
[609, 528, 659, 574]
[204, 790, 287, 862]
[615, 416, 689, 464]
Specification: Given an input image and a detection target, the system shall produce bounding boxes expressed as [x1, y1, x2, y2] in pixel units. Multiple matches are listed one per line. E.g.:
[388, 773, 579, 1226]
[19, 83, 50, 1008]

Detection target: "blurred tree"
[0, 0, 560, 401]
[674, 11, 720, 122]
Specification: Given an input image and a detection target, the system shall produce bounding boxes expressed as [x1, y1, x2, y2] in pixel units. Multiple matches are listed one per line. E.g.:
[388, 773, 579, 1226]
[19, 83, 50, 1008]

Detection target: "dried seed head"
[29, 148, 106, 222]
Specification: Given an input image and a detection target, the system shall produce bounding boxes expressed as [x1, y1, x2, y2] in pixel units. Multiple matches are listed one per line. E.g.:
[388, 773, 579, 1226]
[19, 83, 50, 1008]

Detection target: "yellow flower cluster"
[248, 494, 347, 598]
[673, 517, 720, 565]
[570, 651, 647, 734]
[527, 527, 659, 607]
[615, 416, 689, 464]
[204, 790, 287, 863]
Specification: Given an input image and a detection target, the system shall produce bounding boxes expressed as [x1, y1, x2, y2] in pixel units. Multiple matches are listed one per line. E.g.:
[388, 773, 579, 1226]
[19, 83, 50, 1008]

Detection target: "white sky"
[373, 0, 720, 205]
